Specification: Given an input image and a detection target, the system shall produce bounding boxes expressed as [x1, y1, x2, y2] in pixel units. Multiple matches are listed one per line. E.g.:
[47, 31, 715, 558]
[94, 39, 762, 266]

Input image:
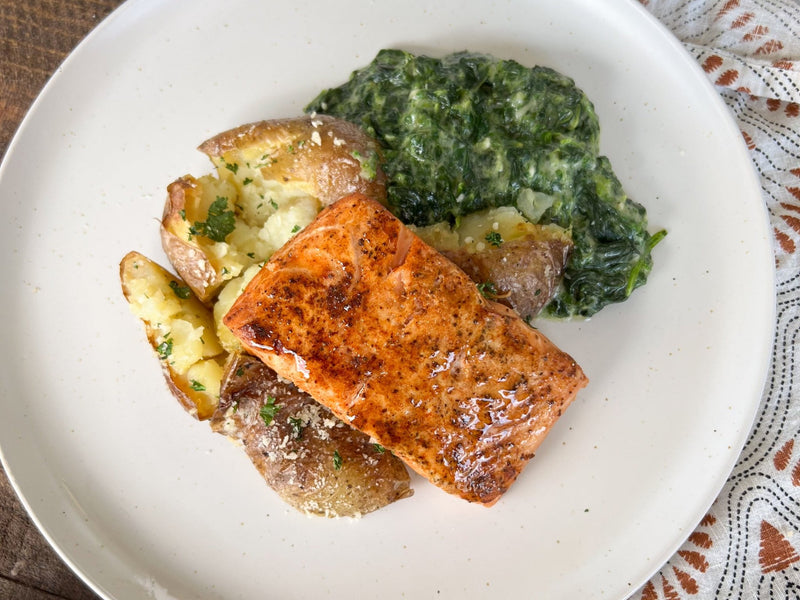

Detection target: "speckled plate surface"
[0, 0, 774, 598]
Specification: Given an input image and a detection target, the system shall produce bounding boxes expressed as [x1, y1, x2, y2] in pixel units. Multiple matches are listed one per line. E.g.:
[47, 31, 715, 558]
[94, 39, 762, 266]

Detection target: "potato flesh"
[213, 145, 321, 226]
[412, 207, 572, 320]
[122, 258, 223, 370]
[172, 174, 320, 287]
[213, 265, 262, 354]
[413, 205, 569, 252]
[120, 252, 224, 413]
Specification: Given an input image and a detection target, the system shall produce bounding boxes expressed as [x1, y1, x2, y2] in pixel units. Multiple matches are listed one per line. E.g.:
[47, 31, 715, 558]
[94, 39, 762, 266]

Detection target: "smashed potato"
[211, 354, 413, 517]
[413, 207, 573, 319]
[120, 115, 415, 516]
[119, 251, 223, 420]
[160, 115, 385, 304]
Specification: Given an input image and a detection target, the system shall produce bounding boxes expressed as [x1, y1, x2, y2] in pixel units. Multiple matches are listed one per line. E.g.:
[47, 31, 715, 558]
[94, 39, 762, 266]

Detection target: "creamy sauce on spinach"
[306, 49, 664, 318]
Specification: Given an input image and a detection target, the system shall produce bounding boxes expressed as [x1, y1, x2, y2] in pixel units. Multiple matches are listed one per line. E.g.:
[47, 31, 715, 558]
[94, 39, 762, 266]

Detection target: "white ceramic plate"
[0, 1, 774, 599]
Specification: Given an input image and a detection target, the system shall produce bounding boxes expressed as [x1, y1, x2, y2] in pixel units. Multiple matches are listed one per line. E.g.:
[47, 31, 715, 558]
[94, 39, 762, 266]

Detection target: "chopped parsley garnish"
[269, 199, 278, 210]
[168, 280, 191, 299]
[351, 149, 378, 181]
[476, 281, 499, 299]
[247, 252, 256, 259]
[259, 396, 280, 426]
[253, 153, 279, 168]
[242, 177, 253, 185]
[373, 443, 385, 453]
[333, 450, 343, 470]
[179, 209, 186, 221]
[156, 337, 173, 360]
[289, 417, 305, 440]
[485, 231, 503, 247]
[235, 367, 245, 377]
[225, 162, 239, 174]
[189, 196, 236, 242]
[291, 224, 301, 233]
[189, 380, 206, 391]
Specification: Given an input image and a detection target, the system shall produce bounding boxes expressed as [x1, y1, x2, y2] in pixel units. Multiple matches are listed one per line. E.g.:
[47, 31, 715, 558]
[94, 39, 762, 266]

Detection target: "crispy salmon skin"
[224, 194, 588, 505]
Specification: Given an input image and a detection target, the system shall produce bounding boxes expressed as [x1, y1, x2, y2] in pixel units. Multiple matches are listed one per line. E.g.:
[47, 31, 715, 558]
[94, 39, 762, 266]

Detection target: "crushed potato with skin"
[126, 157, 324, 407]
[182, 172, 321, 286]
[127, 115, 386, 426]
[123, 257, 224, 397]
[411, 205, 569, 254]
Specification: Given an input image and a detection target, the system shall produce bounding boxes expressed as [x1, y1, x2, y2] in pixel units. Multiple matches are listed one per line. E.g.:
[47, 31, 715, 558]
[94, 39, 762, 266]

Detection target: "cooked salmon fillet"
[224, 194, 588, 505]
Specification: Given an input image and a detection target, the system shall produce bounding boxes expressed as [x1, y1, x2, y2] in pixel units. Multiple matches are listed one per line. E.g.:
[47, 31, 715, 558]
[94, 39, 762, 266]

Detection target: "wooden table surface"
[1, 4, 123, 598]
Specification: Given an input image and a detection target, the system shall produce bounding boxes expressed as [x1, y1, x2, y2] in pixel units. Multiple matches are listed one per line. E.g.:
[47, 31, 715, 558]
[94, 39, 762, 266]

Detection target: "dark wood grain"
[1, 3, 124, 598]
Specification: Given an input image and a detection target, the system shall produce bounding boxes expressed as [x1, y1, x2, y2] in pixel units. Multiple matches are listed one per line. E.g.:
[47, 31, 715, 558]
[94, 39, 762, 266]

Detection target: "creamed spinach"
[306, 49, 665, 318]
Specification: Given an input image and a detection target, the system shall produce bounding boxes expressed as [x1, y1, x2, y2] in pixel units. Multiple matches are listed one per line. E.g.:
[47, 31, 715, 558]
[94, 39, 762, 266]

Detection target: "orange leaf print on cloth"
[715, 69, 740, 86]
[782, 214, 800, 237]
[672, 567, 699, 594]
[773, 60, 795, 70]
[715, 0, 741, 20]
[773, 437, 800, 485]
[775, 228, 795, 255]
[636, 513, 716, 599]
[641, 581, 658, 600]
[688, 531, 713, 549]
[678, 549, 710, 572]
[660, 575, 682, 600]
[731, 12, 755, 28]
[774, 439, 795, 470]
[755, 39, 784, 55]
[699, 514, 717, 527]
[742, 24, 769, 41]
[759, 521, 800, 573]
[702, 55, 724, 72]
[741, 130, 756, 150]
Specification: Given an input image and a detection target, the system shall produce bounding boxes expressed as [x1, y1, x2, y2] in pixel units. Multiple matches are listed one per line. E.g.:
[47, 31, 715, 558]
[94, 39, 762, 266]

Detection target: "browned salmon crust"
[224, 194, 588, 505]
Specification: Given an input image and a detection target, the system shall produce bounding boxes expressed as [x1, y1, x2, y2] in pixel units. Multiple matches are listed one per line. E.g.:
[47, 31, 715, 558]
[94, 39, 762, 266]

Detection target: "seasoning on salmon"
[224, 194, 588, 505]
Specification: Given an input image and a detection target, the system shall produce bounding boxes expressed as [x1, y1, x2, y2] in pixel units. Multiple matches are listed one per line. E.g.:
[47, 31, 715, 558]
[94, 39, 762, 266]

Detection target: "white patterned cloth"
[636, 1, 800, 598]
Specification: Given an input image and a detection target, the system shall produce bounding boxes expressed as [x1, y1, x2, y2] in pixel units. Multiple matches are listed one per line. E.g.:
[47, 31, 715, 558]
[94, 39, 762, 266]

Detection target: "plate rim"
[0, 0, 777, 598]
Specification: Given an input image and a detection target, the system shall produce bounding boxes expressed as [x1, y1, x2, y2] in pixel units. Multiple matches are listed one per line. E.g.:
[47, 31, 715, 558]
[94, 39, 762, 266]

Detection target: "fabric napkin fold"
[637, 1, 800, 598]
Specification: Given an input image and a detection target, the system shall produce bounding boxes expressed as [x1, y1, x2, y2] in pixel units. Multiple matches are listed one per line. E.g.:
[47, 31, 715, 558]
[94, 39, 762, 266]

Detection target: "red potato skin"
[224, 194, 588, 505]
[198, 115, 387, 206]
[442, 234, 572, 320]
[160, 177, 223, 305]
[211, 353, 412, 517]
